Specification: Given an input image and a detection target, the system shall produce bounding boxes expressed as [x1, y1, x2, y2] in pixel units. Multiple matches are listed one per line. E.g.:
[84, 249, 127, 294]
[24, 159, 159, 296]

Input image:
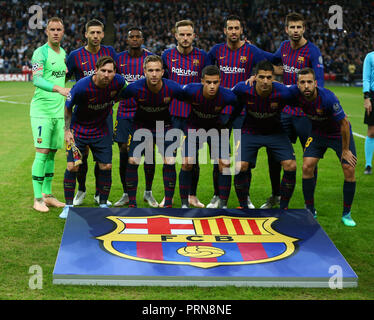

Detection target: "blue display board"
[53, 207, 357, 287]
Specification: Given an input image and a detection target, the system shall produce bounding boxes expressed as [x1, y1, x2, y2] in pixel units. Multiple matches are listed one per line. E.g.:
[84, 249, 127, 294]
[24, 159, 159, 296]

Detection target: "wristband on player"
[364, 92, 371, 99]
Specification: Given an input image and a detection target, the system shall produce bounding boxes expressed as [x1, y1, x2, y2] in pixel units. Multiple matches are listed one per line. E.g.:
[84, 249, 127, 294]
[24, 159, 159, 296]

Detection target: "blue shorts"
[128, 127, 178, 161]
[171, 116, 188, 131]
[181, 128, 231, 161]
[281, 112, 312, 146]
[67, 134, 112, 164]
[236, 133, 295, 168]
[107, 113, 114, 138]
[113, 118, 134, 145]
[303, 133, 357, 164]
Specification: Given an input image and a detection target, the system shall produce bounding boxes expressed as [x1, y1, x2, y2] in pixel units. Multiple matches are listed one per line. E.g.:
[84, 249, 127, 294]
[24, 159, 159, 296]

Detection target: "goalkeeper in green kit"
[30, 17, 70, 212]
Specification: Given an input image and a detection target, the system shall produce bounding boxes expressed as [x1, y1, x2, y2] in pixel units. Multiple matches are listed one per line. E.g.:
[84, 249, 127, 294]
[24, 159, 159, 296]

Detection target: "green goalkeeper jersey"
[30, 43, 67, 118]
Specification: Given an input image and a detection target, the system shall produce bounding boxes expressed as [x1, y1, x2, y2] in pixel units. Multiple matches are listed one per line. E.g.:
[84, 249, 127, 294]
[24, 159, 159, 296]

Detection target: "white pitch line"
[0, 99, 29, 105]
[353, 132, 365, 139]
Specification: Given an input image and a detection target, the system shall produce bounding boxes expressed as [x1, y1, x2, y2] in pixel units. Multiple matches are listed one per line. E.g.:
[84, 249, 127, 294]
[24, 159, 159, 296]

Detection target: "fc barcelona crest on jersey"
[97, 215, 298, 268]
[193, 59, 200, 66]
[240, 56, 247, 63]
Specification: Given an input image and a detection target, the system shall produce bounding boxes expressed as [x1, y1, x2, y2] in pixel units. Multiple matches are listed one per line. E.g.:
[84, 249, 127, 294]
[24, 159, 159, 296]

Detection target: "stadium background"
[0, 0, 374, 301]
[1, 0, 373, 85]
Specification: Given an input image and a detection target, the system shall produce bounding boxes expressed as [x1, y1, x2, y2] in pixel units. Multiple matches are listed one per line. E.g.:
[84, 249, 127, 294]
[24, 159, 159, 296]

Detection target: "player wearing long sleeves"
[59, 56, 127, 219]
[362, 51, 374, 175]
[30, 17, 69, 213]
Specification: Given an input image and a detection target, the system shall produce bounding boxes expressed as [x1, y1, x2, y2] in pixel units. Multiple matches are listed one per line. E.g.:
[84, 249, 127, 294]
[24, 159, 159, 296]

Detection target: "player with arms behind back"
[30, 17, 69, 213]
[66, 19, 117, 206]
[113, 27, 158, 208]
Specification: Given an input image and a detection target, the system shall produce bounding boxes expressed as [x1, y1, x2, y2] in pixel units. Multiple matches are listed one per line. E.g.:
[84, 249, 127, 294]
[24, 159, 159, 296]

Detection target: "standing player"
[261, 12, 324, 209]
[232, 61, 297, 210]
[363, 51, 374, 175]
[66, 19, 117, 206]
[208, 14, 268, 208]
[60, 57, 127, 219]
[179, 65, 239, 208]
[30, 17, 69, 212]
[290, 68, 357, 226]
[161, 20, 210, 208]
[113, 27, 158, 207]
[118, 55, 184, 208]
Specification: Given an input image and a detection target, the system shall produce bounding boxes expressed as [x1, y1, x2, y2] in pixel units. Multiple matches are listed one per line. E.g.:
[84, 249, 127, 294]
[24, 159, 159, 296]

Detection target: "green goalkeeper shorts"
[31, 117, 64, 150]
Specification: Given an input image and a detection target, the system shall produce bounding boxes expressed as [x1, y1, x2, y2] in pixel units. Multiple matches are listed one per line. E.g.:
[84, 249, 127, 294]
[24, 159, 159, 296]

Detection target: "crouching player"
[291, 68, 357, 226]
[179, 65, 239, 209]
[232, 60, 297, 209]
[60, 56, 127, 218]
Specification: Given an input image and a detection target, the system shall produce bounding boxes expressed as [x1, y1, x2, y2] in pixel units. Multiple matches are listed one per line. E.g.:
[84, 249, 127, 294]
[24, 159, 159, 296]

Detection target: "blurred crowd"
[1, 0, 373, 83]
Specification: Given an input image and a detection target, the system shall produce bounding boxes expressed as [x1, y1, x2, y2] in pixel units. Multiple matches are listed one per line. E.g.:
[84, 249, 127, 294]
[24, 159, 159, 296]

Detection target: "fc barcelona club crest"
[97, 215, 298, 268]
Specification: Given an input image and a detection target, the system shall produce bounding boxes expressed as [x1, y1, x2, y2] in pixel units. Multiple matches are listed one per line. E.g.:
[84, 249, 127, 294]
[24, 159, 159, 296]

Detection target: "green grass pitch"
[0, 81, 373, 300]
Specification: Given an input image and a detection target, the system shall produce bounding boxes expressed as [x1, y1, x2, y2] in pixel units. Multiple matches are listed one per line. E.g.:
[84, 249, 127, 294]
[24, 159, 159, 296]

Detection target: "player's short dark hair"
[298, 67, 315, 80]
[224, 15, 242, 28]
[127, 26, 143, 35]
[96, 56, 116, 71]
[143, 55, 163, 69]
[254, 60, 274, 75]
[85, 19, 104, 32]
[175, 20, 194, 33]
[47, 17, 64, 27]
[202, 65, 220, 78]
[285, 12, 306, 27]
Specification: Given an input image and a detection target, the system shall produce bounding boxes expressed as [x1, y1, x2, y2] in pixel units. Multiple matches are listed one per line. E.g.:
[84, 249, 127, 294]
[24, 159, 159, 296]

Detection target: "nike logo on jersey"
[82, 61, 88, 65]
[120, 64, 127, 67]
[219, 56, 226, 60]
[171, 59, 178, 62]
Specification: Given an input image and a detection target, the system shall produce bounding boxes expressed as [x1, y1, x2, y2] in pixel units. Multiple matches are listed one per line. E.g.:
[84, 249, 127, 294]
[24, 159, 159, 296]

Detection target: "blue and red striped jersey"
[208, 42, 267, 114]
[116, 49, 154, 119]
[66, 74, 127, 139]
[232, 81, 293, 135]
[66, 45, 117, 81]
[287, 85, 346, 139]
[119, 78, 184, 130]
[182, 83, 238, 129]
[270, 40, 324, 116]
[162, 47, 210, 118]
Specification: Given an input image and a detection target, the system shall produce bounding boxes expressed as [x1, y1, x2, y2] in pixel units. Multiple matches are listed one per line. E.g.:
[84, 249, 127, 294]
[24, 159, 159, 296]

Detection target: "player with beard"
[113, 27, 158, 208]
[60, 57, 127, 219]
[161, 20, 210, 208]
[66, 19, 117, 207]
[260, 12, 324, 209]
[289, 68, 357, 227]
[208, 15, 269, 209]
[232, 61, 297, 210]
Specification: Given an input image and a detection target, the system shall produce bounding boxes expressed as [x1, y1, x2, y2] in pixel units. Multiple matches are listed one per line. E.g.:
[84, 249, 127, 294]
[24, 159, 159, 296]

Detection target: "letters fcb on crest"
[97, 215, 298, 268]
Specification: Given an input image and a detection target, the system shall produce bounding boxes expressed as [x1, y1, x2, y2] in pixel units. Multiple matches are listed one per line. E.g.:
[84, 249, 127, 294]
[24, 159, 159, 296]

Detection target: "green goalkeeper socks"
[42, 151, 56, 195]
[32, 152, 48, 199]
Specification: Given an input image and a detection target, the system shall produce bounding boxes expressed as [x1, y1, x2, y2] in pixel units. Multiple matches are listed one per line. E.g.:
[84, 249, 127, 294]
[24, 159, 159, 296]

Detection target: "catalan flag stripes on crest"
[119, 217, 266, 236]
